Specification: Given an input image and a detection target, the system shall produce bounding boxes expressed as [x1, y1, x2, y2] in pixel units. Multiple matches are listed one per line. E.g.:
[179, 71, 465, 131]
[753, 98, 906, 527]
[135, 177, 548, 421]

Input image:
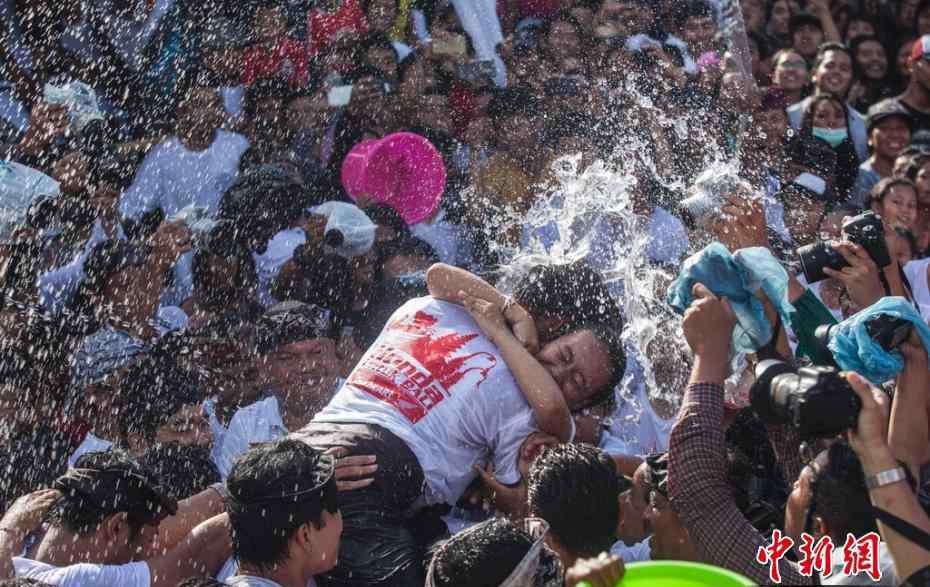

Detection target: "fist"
[682, 283, 736, 359]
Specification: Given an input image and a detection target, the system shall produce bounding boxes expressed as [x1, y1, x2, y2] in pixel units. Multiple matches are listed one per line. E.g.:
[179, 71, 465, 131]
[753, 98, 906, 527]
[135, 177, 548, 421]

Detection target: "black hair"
[568, 320, 626, 410]
[871, 176, 918, 207]
[226, 439, 338, 572]
[140, 443, 220, 501]
[192, 240, 259, 305]
[0, 580, 56, 587]
[527, 443, 619, 559]
[48, 450, 174, 541]
[486, 86, 540, 122]
[428, 517, 533, 587]
[243, 77, 295, 119]
[673, 0, 715, 30]
[176, 579, 226, 587]
[747, 30, 772, 61]
[904, 153, 930, 181]
[849, 34, 890, 81]
[513, 262, 622, 331]
[116, 356, 204, 442]
[366, 203, 411, 237]
[801, 93, 853, 138]
[378, 236, 439, 266]
[812, 42, 854, 73]
[809, 440, 878, 540]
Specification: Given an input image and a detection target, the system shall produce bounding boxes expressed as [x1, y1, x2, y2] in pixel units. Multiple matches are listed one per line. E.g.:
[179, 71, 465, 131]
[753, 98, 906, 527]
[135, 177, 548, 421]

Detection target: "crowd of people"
[3, 0, 930, 585]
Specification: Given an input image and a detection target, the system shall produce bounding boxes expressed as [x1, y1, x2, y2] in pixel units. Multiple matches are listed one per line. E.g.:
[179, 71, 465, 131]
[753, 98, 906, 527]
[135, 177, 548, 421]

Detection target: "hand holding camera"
[845, 371, 892, 466]
[821, 241, 884, 310]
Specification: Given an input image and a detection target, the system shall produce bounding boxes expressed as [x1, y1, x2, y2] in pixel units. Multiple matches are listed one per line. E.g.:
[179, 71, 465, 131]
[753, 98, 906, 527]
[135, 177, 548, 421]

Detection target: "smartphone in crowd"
[327, 85, 354, 108]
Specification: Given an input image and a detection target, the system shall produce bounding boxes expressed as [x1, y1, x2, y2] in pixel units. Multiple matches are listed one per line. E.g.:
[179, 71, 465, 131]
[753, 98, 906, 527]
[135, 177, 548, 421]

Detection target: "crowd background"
[2, 0, 930, 585]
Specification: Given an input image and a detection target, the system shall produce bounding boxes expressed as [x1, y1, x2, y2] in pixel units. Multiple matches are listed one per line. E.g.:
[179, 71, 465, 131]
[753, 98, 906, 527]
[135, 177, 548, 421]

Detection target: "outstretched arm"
[426, 263, 538, 353]
[461, 294, 573, 442]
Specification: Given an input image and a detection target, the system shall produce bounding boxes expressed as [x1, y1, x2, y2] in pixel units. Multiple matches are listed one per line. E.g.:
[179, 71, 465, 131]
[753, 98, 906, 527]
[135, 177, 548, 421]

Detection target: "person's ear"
[102, 512, 129, 542]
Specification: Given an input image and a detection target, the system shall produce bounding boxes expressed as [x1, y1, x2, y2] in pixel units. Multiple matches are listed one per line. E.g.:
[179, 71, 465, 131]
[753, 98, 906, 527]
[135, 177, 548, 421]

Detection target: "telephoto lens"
[749, 360, 861, 438]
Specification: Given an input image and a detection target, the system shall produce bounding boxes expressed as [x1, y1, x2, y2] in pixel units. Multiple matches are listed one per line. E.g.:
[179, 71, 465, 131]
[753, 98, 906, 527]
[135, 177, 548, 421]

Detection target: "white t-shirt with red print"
[313, 297, 540, 506]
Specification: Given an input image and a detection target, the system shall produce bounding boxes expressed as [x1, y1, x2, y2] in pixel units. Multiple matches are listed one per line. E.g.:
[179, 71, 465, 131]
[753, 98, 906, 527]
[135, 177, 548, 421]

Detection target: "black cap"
[790, 12, 822, 34]
[866, 99, 914, 134]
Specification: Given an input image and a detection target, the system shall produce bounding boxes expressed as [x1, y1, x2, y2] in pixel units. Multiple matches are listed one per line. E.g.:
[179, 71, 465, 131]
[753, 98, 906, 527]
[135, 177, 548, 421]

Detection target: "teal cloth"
[667, 243, 796, 356]
[827, 297, 930, 384]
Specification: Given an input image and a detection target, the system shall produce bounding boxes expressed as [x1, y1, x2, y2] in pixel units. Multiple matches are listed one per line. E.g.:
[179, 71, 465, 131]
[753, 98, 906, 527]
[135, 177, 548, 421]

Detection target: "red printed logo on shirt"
[347, 310, 498, 423]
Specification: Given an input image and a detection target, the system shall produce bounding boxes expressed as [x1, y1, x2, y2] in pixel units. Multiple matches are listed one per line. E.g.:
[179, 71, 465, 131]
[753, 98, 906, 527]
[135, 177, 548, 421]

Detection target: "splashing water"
[487, 76, 743, 424]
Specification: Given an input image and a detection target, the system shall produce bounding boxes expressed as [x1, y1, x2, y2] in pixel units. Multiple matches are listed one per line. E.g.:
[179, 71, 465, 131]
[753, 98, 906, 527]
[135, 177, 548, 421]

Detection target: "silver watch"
[865, 467, 908, 490]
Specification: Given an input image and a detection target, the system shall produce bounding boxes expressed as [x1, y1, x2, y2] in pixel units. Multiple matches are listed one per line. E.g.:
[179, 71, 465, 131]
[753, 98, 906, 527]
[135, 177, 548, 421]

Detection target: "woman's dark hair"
[849, 34, 890, 81]
[870, 176, 918, 208]
[140, 443, 220, 501]
[366, 202, 411, 236]
[428, 518, 533, 587]
[226, 440, 337, 572]
[527, 443, 619, 559]
[176, 579, 226, 587]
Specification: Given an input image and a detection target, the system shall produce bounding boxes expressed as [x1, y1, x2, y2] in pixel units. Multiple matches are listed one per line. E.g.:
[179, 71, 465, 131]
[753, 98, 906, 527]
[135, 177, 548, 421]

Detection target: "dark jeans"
[294, 422, 448, 587]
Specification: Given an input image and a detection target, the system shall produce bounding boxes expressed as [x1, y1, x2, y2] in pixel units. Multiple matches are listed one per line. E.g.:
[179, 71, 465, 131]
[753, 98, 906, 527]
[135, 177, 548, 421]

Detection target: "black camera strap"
[872, 506, 930, 552]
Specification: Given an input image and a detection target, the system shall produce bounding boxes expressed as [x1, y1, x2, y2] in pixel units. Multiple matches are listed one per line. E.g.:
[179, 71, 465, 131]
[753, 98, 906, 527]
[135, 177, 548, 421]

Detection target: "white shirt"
[905, 258, 930, 323]
[213, 395, 288, 479]
[821, 541, 897, 585]
[13, 557, 150, 587]
[253, 227, 307, 307]
[67, 432, 114, 468]
[610, 538, 651, 563]
[601, 373, 674, 458]
[313, 297, 545, 505]
[119, 130, 249, 221]
[411, 208, 471, 267]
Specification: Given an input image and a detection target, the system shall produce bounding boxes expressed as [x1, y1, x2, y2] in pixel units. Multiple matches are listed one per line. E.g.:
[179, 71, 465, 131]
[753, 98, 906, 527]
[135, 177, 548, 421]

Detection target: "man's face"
[306, 509, 343, 574]
[547, 21, 582, 57]
[536, 330, 613, 410]
[813, 50, 854, 96]
[179, 88, 224, 137]
[871, 117, 911, 160]
[773, 51, 809, 91]
[792, 24, 823, 59]
[265, 338, 340, 396]
[644, 490, 695, 560]
[682, 16, 716, 55]
[154, 403, 212, 450]
[784, 464, 817, 543]
[287, 93, 329, 135]
[754, 108, 789, 149]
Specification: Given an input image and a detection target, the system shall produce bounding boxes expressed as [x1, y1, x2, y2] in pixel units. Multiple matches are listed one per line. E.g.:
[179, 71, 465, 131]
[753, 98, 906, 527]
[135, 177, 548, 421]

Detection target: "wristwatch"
[865, 467, 908, 490]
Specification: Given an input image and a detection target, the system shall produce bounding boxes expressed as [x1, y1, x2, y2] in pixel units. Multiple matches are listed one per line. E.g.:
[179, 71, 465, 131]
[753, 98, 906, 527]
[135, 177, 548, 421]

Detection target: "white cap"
[312, 201, 376, 258]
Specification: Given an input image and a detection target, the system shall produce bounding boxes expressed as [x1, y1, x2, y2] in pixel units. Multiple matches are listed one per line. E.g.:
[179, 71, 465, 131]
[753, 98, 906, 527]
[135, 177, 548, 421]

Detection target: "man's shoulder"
[13, 557, 150, 586]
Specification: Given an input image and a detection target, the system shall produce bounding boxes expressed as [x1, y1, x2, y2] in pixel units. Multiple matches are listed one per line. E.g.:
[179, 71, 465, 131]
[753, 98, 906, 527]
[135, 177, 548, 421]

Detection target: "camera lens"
[797, 241, 848, 284]
[749, 359, 796, 425]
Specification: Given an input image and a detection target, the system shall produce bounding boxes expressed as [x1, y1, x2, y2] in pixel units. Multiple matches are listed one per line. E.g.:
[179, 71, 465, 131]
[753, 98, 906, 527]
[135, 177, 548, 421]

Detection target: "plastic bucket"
[341, 132, 446, 226]
[578, 561, 756, 587]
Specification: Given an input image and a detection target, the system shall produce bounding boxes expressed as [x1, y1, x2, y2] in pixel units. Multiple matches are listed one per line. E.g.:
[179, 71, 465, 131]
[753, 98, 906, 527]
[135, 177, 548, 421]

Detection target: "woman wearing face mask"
[801, 94, 859, 201]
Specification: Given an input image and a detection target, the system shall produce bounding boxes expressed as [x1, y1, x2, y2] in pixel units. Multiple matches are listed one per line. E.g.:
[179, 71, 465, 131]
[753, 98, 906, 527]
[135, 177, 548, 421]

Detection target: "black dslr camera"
[797, 210, 891, 284]
[814, 313, 914, 356]
[750, 360, 861, 438]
